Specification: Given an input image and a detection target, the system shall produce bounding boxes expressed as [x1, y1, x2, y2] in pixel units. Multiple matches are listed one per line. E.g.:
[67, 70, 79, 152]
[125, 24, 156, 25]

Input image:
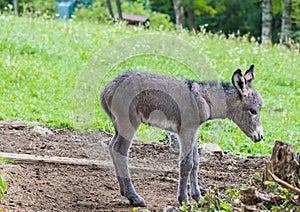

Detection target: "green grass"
[0, 175, 7, 200]
[0, 15, 299, 156]
[0, 156, 14, 200]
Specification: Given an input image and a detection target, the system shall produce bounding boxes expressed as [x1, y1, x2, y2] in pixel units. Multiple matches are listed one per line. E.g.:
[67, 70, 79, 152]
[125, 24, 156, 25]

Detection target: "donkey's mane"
[185, 79, 234, 91]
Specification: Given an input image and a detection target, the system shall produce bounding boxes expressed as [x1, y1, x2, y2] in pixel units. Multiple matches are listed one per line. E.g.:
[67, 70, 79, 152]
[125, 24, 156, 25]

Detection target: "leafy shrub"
[0, 0, 56, 16]
[0, 0, 9, 9]
[24, 0, 56, 14]
[149, 12, 173, 30]
[291, 30, 300, 44]
[121, 0, 148, 16]
[73, 0, 109, 23]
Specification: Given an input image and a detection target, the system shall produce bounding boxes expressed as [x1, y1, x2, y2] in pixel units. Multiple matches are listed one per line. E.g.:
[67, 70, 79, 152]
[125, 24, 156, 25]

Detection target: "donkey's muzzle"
[251, 125, 263, 142]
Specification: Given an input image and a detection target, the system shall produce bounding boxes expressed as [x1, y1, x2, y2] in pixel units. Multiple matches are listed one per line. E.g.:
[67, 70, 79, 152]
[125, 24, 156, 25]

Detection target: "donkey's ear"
[244, 64, 255, 84]
[232, 69, 248, 96]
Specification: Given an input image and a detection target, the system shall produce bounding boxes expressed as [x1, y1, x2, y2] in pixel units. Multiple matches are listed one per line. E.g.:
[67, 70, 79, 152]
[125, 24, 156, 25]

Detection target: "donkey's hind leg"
[109, 131, 145, 206]
[109, 132, 125, 196]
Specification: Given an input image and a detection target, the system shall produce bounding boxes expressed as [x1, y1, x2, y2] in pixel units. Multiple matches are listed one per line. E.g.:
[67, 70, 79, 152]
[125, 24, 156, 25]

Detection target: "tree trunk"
[280, 0, 292, 44]
[172, 0, 185, 29]
[115, 0, 123, 20]
[261, 0, 272, 44]
[106, 0, 114, 20]
[187, 7, 196, 32]
[264, 140, 300, 188]
[13, 0, 18, 15]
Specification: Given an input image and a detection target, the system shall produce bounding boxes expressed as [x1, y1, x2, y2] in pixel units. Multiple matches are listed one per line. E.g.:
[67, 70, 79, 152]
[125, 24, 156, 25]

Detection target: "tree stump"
[264, 140, 300, 190]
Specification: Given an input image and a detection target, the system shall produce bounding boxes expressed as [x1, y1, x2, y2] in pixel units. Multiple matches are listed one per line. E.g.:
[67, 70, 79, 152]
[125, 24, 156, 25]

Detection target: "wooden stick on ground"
[0, 152, 170, 174]
[267, 169, 300, 194]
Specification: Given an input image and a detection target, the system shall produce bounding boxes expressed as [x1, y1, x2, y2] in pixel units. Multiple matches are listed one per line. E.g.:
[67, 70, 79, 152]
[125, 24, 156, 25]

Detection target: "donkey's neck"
[194, 81, 239, 120]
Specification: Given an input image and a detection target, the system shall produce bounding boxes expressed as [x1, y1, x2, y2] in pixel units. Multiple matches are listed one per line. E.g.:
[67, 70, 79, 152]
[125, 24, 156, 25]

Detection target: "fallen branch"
[267, 169, 300, 194]
[0, 152, 170, 174]
[0, 151, 113, 167]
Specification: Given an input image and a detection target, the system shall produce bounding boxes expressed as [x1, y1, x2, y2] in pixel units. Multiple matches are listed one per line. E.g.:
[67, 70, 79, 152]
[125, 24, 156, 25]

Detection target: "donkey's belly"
[139, 109, 179, 133]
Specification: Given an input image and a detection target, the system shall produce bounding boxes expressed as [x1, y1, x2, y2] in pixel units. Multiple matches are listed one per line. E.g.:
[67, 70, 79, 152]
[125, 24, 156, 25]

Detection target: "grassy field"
[0, 16, 299, 156]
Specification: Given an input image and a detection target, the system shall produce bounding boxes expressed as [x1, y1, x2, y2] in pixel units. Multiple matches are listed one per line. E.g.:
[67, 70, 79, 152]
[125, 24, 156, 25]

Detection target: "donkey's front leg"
[189, 141, 202, 203]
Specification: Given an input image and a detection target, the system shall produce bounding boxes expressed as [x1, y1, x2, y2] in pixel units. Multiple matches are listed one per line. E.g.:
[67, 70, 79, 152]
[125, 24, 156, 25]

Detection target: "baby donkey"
[100, 65, 263, 206]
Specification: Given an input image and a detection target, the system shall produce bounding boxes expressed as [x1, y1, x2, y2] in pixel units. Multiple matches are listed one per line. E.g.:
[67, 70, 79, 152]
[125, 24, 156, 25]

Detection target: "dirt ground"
[0, 121, 268, 211]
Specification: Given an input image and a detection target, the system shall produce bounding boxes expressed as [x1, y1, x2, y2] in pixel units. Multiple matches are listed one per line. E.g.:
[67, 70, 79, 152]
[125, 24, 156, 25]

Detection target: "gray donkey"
[100, 65, 263, 206]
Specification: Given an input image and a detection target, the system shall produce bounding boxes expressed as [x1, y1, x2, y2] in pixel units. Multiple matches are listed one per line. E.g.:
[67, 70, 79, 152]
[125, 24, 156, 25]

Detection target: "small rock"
[200, 142, 224, 157]
[232, 198, 243, 207]
[47, 142, 57, 150]
[231, 198, 247, 212]
[163, 206, 178, 212]
[32, 125, 54, 136]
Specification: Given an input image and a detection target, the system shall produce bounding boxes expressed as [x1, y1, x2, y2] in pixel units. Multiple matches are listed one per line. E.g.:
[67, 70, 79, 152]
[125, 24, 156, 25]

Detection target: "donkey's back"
[101, 71, 204, 134]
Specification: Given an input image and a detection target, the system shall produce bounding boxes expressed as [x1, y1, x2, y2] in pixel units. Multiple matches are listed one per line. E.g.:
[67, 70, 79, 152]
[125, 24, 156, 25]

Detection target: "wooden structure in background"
[114, 13, 149, 27]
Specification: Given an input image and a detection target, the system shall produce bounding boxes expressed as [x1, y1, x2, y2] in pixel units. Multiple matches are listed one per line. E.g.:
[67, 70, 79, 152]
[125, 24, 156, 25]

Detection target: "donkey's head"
[231, 65, 263, 142]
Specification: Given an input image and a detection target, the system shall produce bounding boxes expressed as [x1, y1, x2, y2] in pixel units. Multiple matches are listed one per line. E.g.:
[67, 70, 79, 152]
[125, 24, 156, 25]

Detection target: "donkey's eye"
[248, 109, 257, 115]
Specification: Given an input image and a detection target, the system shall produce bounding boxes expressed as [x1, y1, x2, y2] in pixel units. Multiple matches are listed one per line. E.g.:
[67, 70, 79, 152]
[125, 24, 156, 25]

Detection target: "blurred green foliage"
[1, 0, 299, 43]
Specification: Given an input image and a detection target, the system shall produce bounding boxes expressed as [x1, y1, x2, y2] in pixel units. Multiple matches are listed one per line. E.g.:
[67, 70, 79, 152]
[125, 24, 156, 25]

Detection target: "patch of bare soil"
[0, 121, 267, 211]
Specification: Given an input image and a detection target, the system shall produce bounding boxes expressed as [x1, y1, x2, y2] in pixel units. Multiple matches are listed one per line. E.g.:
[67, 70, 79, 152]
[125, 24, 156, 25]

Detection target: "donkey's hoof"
[177, 194, 188, 206]
[129, 195, 145, 207]
[191, 192, 202, 203]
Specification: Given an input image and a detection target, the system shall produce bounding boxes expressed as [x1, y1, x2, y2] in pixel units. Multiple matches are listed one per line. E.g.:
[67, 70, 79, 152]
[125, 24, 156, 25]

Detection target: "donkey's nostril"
[252, 134, 263, 142]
